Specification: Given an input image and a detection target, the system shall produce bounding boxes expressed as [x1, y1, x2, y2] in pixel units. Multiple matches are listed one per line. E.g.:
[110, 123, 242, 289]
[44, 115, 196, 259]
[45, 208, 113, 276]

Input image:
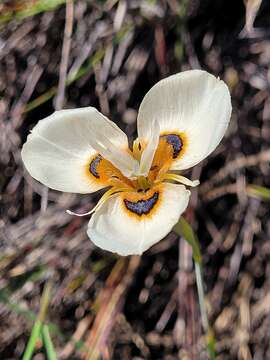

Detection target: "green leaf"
[173, 216, 201, 263]
[246, 184, 270, 201]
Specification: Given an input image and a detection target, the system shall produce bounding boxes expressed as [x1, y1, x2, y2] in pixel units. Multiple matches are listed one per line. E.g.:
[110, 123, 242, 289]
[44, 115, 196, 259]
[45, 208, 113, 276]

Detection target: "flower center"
[137, 175, 151, 191]
[75, 132, 196, 219]
[86, 131, 188, 193]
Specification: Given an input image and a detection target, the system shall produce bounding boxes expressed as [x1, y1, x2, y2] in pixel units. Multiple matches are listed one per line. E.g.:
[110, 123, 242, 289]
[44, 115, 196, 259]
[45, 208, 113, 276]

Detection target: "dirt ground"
[1, 0, 270, 359]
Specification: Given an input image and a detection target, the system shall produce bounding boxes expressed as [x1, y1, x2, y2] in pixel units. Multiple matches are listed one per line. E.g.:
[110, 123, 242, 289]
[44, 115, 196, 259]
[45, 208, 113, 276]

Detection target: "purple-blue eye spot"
[89, 155, 102, 178]
[124, 192, 159, 216]
[161, 134, 183, 159]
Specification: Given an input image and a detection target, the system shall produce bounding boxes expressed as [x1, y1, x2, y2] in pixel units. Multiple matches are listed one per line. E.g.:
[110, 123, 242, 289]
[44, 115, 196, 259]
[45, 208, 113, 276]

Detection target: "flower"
[21, 70, 232, 256]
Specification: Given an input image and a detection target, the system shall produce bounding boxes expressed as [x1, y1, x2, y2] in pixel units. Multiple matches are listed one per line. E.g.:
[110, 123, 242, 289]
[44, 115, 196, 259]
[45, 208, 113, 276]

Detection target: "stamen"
[66, 186, 132, 217]
[66, 208, 96, 217]
[160, 173, 200, 187]
[108, 177, 135, 191]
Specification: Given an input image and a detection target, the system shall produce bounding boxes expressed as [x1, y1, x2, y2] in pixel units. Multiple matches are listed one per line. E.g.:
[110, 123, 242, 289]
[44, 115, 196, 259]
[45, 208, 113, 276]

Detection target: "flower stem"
[194, 261, 215, 359]
[174, 217, 216, 359]
[194, 261, 209, 332]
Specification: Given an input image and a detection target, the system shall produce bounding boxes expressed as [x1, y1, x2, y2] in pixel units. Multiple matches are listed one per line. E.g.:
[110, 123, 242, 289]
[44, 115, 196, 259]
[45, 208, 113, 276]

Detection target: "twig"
[156, 288, 177, 332]
[60, 316, 92, 359]
[55, 0, 74, 110]
[176, 237, 196, 357]
[200, 149, 270, 194]
[83, 256, 140, 360]
[202, 183, 238, 202]
[10, 64, 43, 129]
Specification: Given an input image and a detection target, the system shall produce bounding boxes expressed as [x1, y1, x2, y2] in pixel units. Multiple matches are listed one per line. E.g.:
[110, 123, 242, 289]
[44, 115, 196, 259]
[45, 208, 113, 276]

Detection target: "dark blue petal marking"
[161, 134, 183, 159]
[124, 192, 159, 216]
[89, 155, 102, 178]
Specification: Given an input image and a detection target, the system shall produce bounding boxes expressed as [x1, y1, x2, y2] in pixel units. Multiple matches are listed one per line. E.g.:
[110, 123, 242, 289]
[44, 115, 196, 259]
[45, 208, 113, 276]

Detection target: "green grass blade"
[24, 48, 105, 113]
[0, 0, 67, 27]
[0, 290, 87, 352]
[22, 281, 52, 359]
[246, 184, 270, 201]
[22, 320, 42, 360]
[42, 324, 57, 360]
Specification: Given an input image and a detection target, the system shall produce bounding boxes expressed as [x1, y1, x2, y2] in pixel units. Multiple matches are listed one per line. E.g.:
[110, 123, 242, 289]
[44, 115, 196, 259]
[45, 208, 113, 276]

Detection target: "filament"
[160, 173, 200, 187]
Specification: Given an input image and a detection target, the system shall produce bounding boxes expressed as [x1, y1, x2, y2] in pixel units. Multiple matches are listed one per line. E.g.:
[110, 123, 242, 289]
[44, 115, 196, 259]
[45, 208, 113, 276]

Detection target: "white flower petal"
[137, 70, 232, 170]
[139, 119, 160, 176]
[21, 107, 133, 193]
[86, 116, 139, 178]
[87, 183, 190, 256]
